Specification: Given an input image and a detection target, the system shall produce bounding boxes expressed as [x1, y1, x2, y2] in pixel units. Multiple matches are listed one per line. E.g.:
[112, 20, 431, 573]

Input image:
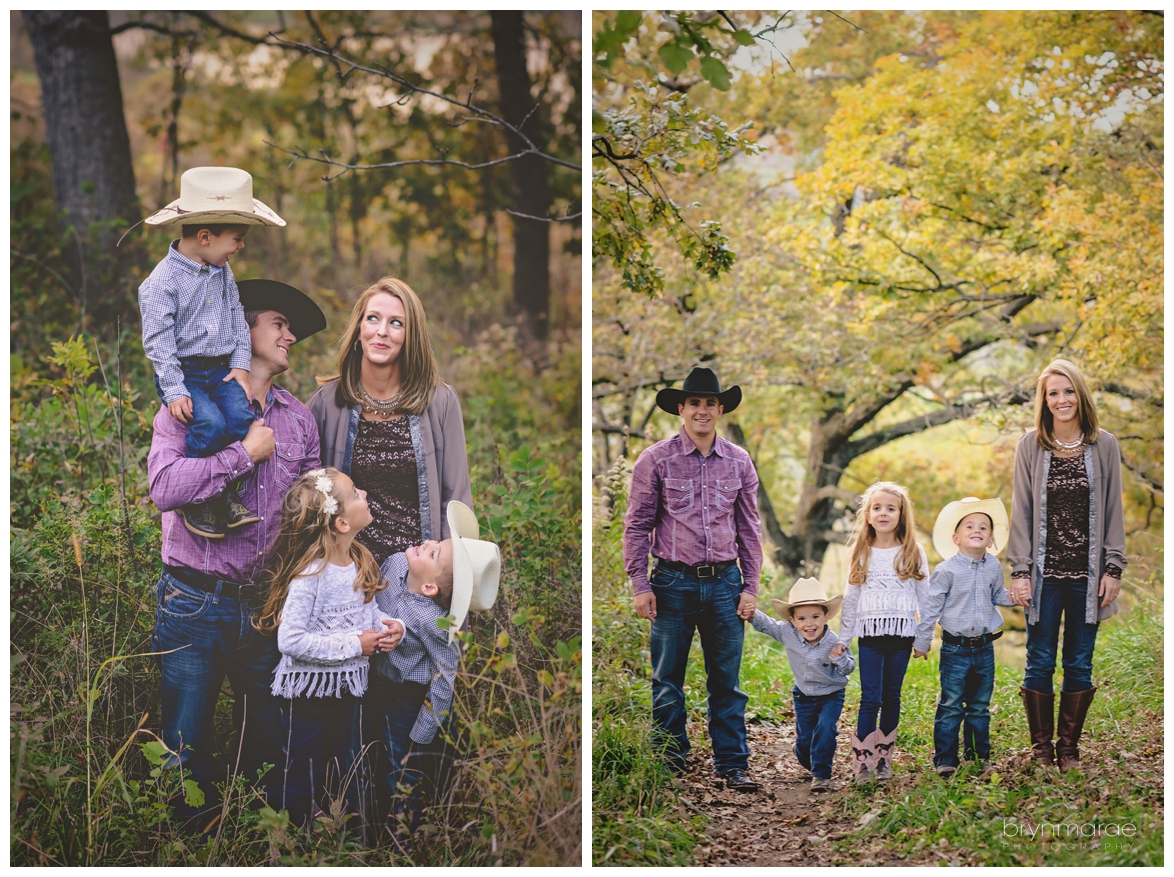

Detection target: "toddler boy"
[914, 497, 1015, 776]
[139, 166, 285, 538]
[367, 501, 501, 828]
[750, 578, 855, 792]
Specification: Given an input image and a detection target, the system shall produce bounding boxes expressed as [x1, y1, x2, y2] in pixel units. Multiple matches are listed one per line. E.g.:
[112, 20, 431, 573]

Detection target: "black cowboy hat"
[237, 279, 327, 343]
[655, 367, 742, 415]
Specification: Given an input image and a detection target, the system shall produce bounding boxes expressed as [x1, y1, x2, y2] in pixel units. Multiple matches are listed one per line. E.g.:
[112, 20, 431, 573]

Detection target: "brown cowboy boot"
[1020, 686, 1055, 766]
[1056, 687, 1096, 772]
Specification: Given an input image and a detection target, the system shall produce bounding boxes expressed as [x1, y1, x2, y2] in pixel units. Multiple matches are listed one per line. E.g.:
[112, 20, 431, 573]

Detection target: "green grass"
[592, 529, 1164, 868]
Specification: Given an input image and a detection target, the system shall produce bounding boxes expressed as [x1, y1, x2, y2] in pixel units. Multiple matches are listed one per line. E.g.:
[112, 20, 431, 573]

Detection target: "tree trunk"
[24, 11, 138, 251]
[490, 11, 552, 340]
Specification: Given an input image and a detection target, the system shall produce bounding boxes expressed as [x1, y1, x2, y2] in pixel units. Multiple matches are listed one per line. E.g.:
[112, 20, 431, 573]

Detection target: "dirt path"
[676, 721, 874, 867]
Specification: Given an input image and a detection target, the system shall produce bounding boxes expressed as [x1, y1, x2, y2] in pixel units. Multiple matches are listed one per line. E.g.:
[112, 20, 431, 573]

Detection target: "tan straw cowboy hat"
[770, 577, 843, 620]
[446, 501, 502, 645]
[144, 166, 285, 228]
[932, 496, 1009, 560]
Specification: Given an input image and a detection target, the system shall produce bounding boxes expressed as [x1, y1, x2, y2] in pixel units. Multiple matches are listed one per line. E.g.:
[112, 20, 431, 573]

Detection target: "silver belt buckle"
[696, 564, 716, 577]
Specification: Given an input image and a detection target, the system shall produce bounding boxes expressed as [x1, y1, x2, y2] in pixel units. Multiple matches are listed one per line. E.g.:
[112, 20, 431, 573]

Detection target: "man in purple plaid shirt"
[147, 280, 325, 827]
[623, 367, 764, 793]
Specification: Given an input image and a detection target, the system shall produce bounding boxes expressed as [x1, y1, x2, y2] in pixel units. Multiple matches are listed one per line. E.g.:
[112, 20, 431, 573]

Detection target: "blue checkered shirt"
[750, 610, 855, 696]
[913, 551, 1016, 653]
[371, 552, 458, 744]
[139, 241, 251, 404]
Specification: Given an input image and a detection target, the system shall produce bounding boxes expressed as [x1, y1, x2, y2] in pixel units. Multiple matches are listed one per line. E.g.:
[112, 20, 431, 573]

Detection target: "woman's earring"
[353, 338, 361, 351]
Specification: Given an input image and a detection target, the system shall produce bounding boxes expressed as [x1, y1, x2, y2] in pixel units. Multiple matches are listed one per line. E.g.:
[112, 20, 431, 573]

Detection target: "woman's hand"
[1009, 578, 1033, 607]
[1098, 573, 1122, 608]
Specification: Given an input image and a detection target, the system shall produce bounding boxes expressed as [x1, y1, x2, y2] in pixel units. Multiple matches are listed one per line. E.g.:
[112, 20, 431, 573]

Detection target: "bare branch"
[824, 11, 868, 34]
[506, 208, 582, 224]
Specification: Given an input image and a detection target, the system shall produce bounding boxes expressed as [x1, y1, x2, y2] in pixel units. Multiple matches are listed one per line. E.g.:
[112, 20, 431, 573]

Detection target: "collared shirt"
[913, 550, 1015, 653]
[371, 552, 458, 744]
[749, 610, 855, 696]
[139, 241, 252, 404]
[147, 383, 321, 583]
[623, 426, 763, 596]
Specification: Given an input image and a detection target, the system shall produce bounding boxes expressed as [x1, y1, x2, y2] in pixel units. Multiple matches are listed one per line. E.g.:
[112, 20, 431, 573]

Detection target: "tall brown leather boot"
[1020, 686, 1055, 766]
[1056, 687, 1096, 772]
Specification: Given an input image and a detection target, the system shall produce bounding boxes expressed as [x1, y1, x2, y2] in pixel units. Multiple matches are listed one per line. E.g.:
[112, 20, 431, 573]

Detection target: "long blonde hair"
[1033, 359, 1100, 451]
[253, 467, 384, 635]
[320, 277, 440, 414]
[845, 481, 926, 585]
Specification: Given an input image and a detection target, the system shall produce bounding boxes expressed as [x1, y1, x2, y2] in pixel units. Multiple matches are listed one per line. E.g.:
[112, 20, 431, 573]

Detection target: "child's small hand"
[913, 649, 929, 660]
[380, 618, 405, 651]
[358, 629, 389, 656]
[224, 367, 253, 403]
[829, 643, 847, 659]
[167, 396, 194, 424]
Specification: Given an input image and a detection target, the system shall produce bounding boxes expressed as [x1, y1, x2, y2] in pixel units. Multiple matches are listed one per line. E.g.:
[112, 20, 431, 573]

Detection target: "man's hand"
[634, 591, 657, 621]
[379, 618, 405, 651]
[737, 592, 756, 620]
[241, 418, 275, 463]
[829, 643, 847, 659]
[913, 649, 929, 660]
[1098, 573, 1121, 608]
[224, 367, 253, 403]
[167, 396, 194, 424]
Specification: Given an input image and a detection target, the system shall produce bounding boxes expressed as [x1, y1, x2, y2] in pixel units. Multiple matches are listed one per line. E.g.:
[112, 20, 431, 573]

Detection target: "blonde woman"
[838, 482, 929, 783]
[1008, 360, 1126, 772]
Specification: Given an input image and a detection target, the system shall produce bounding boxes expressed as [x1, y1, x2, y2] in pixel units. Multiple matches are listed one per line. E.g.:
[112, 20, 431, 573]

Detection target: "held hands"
[913, 649, 929, 660]
[167, 396, 194, 424]
[380, 618, 405, 651]
[225, 367, 253, 403]
[829, 643, 847, 659]
[737, 592, 756, 621]
[1098, 574, 1122, 608]
[1009, 579, 1033, 607]
[359, 629, 389, 656]
[634, 591, 657, 621]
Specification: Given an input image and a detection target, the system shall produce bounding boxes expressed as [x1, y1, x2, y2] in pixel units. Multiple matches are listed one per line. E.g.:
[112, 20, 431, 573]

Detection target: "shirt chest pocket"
[274, 437, 307, 489]
[714, 477, 742, 511]
[664, 478, 694, 513]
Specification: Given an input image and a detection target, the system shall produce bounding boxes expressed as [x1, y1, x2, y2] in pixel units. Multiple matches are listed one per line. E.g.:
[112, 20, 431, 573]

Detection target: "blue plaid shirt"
[139, 241, 251, 404]
[371, 552, 459, 744]
[750, 610, 855, 696]
[913, 551, 1016, 653]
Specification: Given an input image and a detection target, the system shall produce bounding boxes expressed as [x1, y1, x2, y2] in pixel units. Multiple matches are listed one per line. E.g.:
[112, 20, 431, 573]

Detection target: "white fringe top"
[838, 544, 930, 641]
[271, 560, 394, 699]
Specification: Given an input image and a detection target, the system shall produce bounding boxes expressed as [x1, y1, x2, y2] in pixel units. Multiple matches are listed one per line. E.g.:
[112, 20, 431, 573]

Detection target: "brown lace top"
[1011, 452, 1123, 583]
[350, 415, 421, 567]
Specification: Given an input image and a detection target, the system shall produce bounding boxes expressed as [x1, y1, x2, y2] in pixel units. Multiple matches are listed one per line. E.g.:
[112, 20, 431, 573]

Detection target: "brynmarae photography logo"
[1000, 816, 1139, 853]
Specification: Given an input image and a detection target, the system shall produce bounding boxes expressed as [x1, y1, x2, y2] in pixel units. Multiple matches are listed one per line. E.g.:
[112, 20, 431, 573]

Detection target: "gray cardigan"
[307, 379, 473, 541]
[1007, 429, 1127, 625]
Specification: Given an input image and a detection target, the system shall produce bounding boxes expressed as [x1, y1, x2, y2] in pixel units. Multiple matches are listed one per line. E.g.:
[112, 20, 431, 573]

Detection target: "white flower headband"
[307, 468, 339, 516]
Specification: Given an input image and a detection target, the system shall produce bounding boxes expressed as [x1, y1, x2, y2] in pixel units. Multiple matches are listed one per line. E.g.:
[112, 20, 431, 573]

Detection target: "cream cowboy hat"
[932, 496, 1009, 560]
[770, 577, 843, 620]
[447, 501, 502, 645]
[144, 167, 285, 228]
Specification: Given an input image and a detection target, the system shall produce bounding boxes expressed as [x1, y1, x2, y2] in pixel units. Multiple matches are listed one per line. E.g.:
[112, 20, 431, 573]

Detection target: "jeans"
[649, 562, 748, 774]
[933, 640, 995, 767]
[155, 357, 254, 458]
[150, 572, 282, 822]
[274, 692, 358, 827]
[792, 688, 845, 779]
[359, 674, 454, 833]
[856, 635, 914, 738]
[1024, 579, 1100, 694]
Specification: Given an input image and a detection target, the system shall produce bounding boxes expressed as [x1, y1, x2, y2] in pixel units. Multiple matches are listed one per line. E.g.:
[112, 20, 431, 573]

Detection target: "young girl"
[838, 481, 929, 784]
[254, 467, 403, 826]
